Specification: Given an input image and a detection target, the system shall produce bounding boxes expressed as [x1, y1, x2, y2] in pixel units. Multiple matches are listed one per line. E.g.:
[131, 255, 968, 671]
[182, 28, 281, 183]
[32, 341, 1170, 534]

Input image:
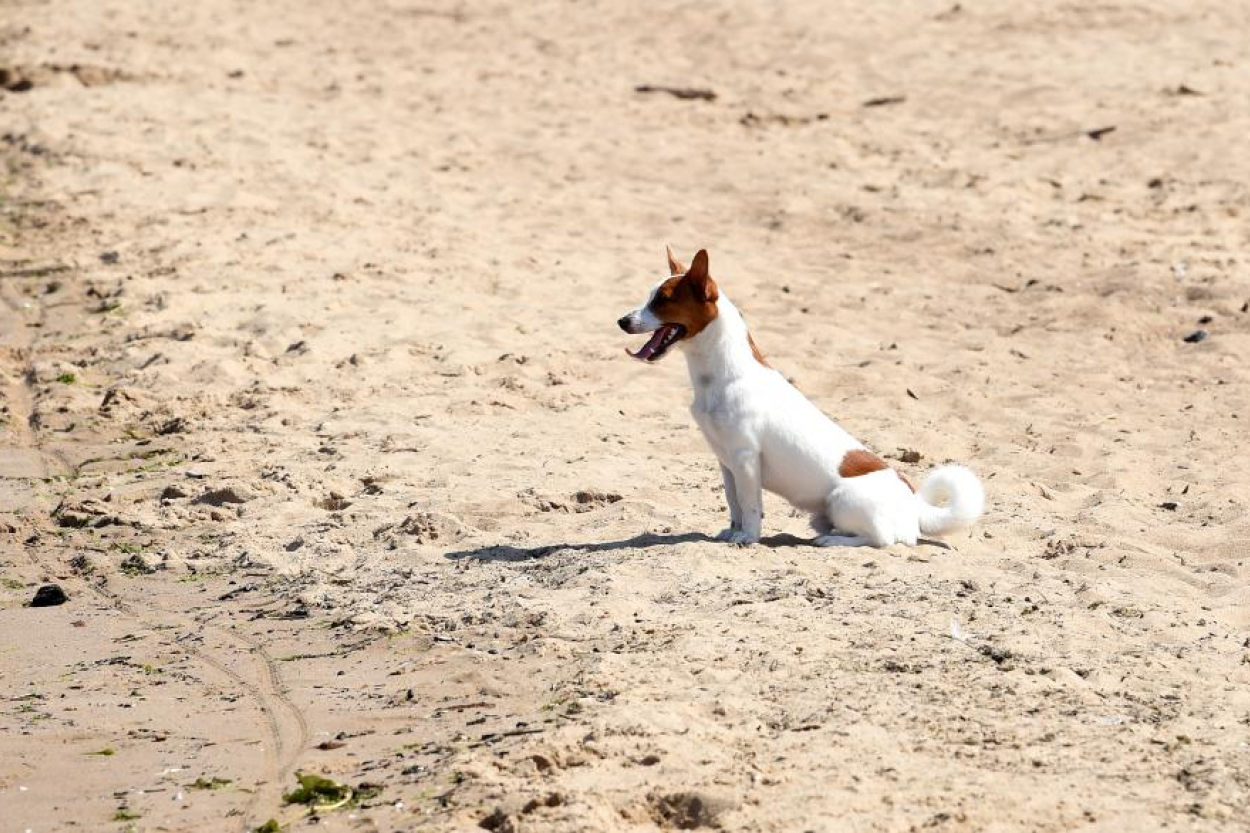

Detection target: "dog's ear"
[686, 249, 718, 302]
[666, 245, 686, 276]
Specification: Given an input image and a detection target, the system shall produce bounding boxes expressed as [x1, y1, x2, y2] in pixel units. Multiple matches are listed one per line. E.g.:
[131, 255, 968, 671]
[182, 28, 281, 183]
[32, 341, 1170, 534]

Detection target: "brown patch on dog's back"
[649, 249, 719, 340]
[838, 449, 890, 478]
[747, 332, 770, 367]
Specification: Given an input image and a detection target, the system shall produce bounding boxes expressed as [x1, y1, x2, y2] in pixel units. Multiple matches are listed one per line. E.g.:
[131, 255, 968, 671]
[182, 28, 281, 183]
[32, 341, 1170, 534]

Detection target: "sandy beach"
[3, 0, 1250, 830]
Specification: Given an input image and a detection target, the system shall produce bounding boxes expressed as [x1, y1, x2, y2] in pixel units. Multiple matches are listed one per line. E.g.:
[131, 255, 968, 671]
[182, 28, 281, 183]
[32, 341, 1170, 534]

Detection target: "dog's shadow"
[446, 531, 819, 563]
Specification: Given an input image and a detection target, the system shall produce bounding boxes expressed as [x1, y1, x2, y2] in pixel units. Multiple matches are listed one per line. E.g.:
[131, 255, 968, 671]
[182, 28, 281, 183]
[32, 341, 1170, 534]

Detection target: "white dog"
[618, 247, 984, 547]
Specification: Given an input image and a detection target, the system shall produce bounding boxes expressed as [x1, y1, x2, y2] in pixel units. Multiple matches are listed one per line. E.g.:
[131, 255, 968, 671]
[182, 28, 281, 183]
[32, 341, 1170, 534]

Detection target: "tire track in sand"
[1, 275, 309, 831]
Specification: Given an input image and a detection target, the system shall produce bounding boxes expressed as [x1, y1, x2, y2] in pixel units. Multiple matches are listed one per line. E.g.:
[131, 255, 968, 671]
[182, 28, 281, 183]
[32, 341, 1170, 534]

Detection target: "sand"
[2, 0, 1249, 830]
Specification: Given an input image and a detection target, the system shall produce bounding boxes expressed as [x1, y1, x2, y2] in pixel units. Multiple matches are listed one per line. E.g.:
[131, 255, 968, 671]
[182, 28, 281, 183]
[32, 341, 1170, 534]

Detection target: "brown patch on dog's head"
[649, 249, 719, 340]
[838, 449, 890, 479]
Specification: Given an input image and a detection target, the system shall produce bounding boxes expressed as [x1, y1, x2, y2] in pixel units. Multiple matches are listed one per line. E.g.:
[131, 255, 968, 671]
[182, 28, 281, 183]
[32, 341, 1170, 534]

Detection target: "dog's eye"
[651, 295, 668, 308]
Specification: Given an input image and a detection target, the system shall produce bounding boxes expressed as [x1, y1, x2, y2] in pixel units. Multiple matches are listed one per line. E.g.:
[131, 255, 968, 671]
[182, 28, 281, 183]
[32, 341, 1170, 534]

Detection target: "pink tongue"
[628, 327, 672, 361]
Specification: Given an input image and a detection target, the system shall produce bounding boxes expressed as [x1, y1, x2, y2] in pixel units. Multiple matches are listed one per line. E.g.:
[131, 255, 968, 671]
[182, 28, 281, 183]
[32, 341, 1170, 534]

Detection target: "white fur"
[917, 464, 985, 535]
[618, 275, 677, 335]
[624, 290, 985, 547]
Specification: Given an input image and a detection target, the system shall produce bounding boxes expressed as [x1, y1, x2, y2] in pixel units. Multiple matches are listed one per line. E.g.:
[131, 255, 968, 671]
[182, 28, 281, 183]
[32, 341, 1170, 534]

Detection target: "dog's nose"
[617, 315, 631, 332]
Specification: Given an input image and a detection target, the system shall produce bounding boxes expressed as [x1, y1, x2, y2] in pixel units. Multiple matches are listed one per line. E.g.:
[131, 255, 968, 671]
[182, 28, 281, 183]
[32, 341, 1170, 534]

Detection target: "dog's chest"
[689, 379, 755, 455]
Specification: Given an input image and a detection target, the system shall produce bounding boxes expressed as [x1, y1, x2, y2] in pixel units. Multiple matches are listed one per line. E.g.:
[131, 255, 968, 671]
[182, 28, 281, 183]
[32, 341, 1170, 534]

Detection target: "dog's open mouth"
[626, 323, 686, 362]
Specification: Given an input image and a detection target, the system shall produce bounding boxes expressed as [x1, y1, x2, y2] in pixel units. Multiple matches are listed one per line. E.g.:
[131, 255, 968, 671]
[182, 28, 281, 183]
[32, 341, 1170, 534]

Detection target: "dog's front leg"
[715, 464, 743, 541]
[719, 451, 762, 545]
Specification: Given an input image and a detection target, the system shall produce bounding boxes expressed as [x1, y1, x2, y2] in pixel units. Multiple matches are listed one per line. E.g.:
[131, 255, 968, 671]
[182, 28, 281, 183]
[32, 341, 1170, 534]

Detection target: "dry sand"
[3, 0, 1250, 830]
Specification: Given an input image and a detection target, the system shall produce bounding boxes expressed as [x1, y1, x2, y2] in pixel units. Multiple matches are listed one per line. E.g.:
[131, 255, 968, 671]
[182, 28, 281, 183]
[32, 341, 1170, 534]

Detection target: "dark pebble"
[0, 67, 34, 92]
[30, 584, 68, 607]
[1183, 330, 1207, 343]
[120, 554, 155, 575]
[1197, 315, 1213, 325]
[1160, 502, 1179, 511]
[479, 809, 511, 832]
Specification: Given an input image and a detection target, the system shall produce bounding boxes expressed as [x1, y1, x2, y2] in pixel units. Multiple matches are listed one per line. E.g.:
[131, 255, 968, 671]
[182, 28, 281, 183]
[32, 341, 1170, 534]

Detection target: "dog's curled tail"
[916, 465, 985, 537]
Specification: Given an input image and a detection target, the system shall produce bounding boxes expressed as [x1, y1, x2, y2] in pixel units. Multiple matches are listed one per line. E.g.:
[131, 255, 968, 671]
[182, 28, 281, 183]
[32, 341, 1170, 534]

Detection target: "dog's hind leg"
[821, 480, 897, 548]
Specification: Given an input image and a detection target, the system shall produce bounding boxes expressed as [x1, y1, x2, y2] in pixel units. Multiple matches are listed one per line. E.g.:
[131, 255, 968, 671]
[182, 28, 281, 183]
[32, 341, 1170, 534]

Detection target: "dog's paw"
[717, 528, 759, 545]
[814, 533, 869, 548]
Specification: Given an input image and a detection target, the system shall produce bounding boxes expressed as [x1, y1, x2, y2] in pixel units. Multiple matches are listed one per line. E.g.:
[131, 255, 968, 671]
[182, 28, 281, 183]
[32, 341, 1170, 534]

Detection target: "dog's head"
[618, 248, 719, 363]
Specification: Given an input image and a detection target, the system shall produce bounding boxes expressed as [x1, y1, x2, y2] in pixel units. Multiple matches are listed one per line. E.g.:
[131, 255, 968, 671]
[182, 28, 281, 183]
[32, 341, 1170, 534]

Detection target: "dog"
[618, 247, 984, 547]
